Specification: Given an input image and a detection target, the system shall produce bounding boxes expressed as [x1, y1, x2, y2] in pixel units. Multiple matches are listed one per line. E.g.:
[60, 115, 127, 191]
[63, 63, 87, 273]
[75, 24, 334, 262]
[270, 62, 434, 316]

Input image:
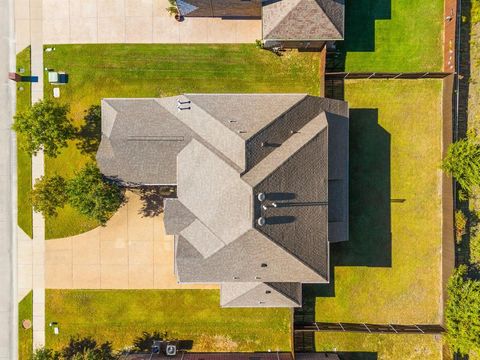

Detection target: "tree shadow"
[76, 105, 101, 157]
[132, 186, 177, 218]
[326, 0, 392, 71]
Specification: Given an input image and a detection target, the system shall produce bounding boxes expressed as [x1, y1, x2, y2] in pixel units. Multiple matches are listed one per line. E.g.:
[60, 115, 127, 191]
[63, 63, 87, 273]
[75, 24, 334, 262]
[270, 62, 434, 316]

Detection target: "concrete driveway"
[15, 0, 261, 51]
[45, 191, 217, 290]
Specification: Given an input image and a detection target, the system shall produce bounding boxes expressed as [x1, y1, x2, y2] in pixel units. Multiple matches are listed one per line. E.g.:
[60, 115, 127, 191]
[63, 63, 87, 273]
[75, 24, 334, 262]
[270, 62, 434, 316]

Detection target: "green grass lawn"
[315, 333, 443, 360]
[42, 44, 322, 239]
[16, 47, 32, 239]
[19, 291, 33, 360]
[336, 0, 444, 72]
[311, 79, 444, 358]
[45, 289, 291, 352]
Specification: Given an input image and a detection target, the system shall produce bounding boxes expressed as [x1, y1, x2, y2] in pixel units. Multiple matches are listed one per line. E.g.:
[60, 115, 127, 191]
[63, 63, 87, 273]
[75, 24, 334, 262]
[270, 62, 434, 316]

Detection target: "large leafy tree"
[61, 337, 115, 360]
[445, 265, 480, 355]
[442, 131, 480, 195]
[67, 163, 124, 224]
[30, 175, 69, 217]
[13, 99, 76, 157]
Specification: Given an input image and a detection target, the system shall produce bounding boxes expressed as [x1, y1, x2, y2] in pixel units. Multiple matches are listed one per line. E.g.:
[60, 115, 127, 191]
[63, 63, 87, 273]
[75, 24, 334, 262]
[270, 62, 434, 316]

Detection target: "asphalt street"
[0, 0, 18, 357]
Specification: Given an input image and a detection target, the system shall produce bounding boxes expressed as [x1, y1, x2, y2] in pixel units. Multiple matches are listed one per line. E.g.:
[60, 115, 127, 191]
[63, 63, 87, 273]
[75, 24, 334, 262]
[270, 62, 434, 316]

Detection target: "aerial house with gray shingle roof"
[176, 0, 345, 49]
[96, 93, 349, 308]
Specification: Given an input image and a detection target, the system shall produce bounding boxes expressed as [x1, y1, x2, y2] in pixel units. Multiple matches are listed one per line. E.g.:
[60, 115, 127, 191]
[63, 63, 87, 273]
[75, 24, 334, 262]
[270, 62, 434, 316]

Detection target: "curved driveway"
[45, 191, 217, 290]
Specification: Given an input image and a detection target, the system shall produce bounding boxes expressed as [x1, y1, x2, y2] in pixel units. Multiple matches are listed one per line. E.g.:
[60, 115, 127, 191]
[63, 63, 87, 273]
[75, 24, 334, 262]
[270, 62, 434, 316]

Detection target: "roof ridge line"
[264, 0, 303, 39]
[185, 94, 246, 142]
[316, 0, 344, 38]
[265, 282, 302, 305]
[252, 229, 327, 281]
[241, 113, 328, 187]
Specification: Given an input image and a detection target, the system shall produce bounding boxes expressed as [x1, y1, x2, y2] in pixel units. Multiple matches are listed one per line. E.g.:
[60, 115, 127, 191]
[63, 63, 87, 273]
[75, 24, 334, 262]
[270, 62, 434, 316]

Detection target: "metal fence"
[294, 322, 444, 334]
[325, 72, 451, 80]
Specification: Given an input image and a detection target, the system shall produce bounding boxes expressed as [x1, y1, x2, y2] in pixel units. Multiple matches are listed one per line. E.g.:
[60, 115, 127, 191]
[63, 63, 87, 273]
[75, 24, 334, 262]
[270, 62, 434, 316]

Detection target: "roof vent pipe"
[257, 217, 266, 226]
[257, 193, 266, 202]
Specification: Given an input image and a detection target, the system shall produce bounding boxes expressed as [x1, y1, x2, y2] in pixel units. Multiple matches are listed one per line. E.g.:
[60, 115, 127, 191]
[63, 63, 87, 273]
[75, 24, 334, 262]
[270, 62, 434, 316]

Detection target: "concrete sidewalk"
[46, 191, 217, 290]
[15, 0, 261, 51]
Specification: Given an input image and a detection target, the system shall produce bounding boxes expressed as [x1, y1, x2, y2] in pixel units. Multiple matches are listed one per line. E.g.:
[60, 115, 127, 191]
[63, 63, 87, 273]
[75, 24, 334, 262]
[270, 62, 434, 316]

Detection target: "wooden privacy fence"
[325, 72, 451, 80]
[294, 322, 444, 334]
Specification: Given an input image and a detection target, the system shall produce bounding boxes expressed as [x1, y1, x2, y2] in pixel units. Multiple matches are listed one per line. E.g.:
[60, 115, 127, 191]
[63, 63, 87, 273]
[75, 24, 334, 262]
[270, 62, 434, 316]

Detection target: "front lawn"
[337, 0, 444, 72]
[18, 291, 33, 360]
[43, 44, 322, 239]
[312, 79, 444, 358]
[16, 47, 32, 238]
[45, 289, 291, 352]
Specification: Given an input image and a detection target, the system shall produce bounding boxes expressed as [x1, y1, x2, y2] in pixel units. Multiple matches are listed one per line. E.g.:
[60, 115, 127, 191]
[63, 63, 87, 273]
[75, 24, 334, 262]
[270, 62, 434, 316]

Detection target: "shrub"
[471, 227, 480, 267]
[30, 175, 68, 217]
[455, 210, 468, 243]
[442, 131, 480, 195]
[445, 265, 480, 355]
[32, 347, 60, 360]
[133, 331, 166, 352]
[12, 99, 76, 157]
[67, 163, 124, 224]
[62, 336, 115, 360]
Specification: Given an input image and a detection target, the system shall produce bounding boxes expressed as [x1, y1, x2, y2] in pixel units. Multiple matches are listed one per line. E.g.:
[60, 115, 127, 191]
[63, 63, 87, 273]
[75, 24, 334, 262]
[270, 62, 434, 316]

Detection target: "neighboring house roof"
[262, 0, 345, 41]
[97, 93, 349, 308]
[178, 0, 262, 17]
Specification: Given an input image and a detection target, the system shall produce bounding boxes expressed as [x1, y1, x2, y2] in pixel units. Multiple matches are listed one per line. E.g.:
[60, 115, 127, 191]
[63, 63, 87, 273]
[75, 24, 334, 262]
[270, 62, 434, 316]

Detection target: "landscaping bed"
[312, 79, 444, 358]
[45, 289, 291, 352]
[42, 44, 322, 239]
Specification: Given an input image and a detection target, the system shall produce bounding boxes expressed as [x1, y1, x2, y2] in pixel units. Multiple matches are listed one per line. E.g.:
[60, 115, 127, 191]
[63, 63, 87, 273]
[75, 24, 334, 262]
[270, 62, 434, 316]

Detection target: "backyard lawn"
[337, 0, 444, 72]
[315, 333, 443, 360]
[45, 289, 291, 352]
[18, 292, 33, 360]
[311, 79, 444, 358]
[43, 44, 322, 239]
[16, 47, 32, 238]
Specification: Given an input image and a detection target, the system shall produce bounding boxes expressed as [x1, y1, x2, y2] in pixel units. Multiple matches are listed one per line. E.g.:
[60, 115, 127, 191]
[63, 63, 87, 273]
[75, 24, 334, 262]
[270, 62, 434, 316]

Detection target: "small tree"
[445, 265, 480, 355]
[67, 163, 124, 224]
[62, 336, 115, 360]
[30, 175, 68, 217]
[32, 347, 60, 360]
[442, 130, 480, 195]
[133, 331, 166, 352]
[13, 99, 76, 157]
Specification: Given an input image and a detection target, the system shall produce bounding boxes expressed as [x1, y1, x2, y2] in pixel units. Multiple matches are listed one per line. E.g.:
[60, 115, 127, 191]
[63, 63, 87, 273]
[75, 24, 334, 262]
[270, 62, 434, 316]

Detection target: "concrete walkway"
[15, 0, 260, 49]
[45, 191, 217, 290]
[28, 0, 46, 349]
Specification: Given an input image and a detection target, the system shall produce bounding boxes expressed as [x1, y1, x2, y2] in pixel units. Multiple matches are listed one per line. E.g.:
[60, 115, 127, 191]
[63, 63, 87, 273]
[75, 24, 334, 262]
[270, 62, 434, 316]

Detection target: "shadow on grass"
[296, 109, 392, 345]
[336, 352, 378, 360]
[327, 0, 392, 71]
[76, 105, 101, 157]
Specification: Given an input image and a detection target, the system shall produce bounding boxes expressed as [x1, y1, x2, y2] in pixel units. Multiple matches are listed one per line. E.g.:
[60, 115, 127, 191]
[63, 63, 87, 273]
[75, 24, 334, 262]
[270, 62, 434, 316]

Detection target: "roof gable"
[263, 0, 344, 41]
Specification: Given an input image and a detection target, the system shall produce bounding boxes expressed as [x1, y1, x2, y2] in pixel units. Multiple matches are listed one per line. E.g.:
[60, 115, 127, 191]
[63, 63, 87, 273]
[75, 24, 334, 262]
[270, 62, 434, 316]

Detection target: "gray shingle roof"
[96, 98, 195, 185]
[97, 93, 349, 308]
[262, 0, 345, 41]
[220, 282, 302, 307]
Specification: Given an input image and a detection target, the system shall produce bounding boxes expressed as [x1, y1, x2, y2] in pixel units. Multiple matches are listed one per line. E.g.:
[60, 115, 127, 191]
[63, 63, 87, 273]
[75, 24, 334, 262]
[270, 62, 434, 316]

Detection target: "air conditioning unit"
[152, 341, 162, 354]
[165, 344, 177, 356]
